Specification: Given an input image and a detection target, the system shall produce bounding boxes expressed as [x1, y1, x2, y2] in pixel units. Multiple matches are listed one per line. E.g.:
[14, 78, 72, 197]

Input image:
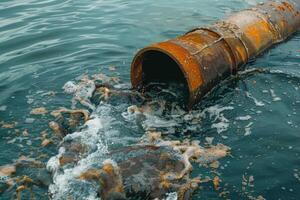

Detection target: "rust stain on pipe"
[131, 0, 300, 108]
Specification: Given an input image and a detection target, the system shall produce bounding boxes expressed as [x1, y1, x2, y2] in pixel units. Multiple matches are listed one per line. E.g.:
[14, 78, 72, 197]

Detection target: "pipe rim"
[131, 42, 204, 108]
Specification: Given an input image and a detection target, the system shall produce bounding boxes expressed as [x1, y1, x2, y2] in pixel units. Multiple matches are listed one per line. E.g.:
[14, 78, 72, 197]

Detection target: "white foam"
[164, 192, 178, 200]
[143, 114, 178, 129]
[122, 104, 179, 131]
[63, 81, 77, 94]
[270, 89, 281, 102]
[202, 105, 234, 119]
[212, 121, 230, 134]
[46, 147, 64, 173]
[246, 92, 265, 107]
[122, 104, 234, 134]
[63, 79, 96, 110]
[202, 105, 234, 134]
[47, 104, 117, 200]
[236, 115, 252, 121]
[244, 122, 253, 136]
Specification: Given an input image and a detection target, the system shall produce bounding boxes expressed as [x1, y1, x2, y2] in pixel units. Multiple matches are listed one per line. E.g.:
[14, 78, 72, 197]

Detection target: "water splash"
[46, 77, 233, 199]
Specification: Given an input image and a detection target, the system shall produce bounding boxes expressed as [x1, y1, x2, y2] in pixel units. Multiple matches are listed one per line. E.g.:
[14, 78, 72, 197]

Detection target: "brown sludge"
[76, 132, 230, 200]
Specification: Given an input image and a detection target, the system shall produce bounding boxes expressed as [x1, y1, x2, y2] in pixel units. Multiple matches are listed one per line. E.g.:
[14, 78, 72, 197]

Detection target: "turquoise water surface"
[0, 0, 300, 199]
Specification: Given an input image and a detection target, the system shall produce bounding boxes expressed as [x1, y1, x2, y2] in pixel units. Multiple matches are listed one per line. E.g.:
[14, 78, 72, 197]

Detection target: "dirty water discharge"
[0, 0, 300, 200]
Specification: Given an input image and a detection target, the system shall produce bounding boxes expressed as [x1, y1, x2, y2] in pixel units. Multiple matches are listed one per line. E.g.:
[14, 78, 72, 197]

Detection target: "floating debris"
[92, 73, 120, 84]
[49, 121, 64, 138]
[50, 107, 89, 122]
[1, 121, 17, 129]
[63, 81, 78, 94]
[2, 124, 15, 129]
[63, 73, 139, 111]
[96, 86, 111, 101]
[0, 157, 49, 196]
[16, 176, 35, 200]
[79, 159, 125, 200]
[213, 176, 221, 190]
[0, 165, 16, 176]
[58, 153, 78, 167]
[41, 139, 52, 147]
[210, 161, 220, 169]
[30, 107, 48, 115]
[110, 76, 120, 83]
[63, 76, 96, 110]
[49, 107, 90, 136]
[16, 156, 45, 168]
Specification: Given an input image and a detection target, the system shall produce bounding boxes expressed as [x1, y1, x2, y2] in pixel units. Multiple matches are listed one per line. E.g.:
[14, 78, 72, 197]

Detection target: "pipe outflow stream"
[131, 0, 300, 108]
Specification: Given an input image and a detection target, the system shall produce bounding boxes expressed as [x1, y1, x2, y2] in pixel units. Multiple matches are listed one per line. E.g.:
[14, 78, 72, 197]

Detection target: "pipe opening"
[142, 50, 186, 83]
[137, 50, 189, 105]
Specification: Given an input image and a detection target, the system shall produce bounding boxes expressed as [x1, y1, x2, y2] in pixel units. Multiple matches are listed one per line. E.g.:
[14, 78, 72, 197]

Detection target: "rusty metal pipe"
[131, 0, 300, 108]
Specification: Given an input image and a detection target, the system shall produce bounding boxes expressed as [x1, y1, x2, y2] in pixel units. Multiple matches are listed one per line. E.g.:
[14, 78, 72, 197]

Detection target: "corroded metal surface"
[131, 0, 300, 108]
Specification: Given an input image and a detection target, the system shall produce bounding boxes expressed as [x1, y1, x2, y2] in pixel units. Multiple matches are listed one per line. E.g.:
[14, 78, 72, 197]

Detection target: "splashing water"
[45, 77, 234, 199]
